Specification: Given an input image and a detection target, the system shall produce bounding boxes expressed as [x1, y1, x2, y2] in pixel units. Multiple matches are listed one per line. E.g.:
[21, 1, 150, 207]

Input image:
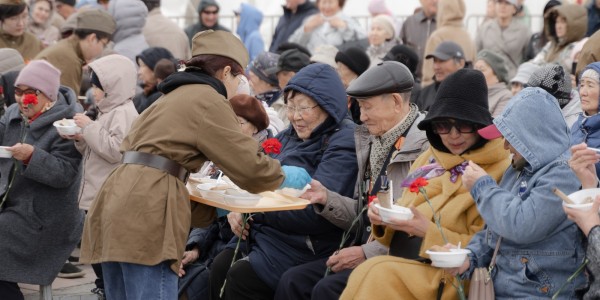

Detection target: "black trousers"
[92, 263, 104, 289]
[0, 280, 24, 300]
[274, 257, 353, 300]
[209, 248, 273, 300]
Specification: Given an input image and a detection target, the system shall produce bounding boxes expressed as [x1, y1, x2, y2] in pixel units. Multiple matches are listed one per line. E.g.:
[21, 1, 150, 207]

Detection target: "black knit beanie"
[335, 47, 370, 76]
[383, 45, 419, 76]
[418, 68, 492, 153]
[136, 47, 174, 71]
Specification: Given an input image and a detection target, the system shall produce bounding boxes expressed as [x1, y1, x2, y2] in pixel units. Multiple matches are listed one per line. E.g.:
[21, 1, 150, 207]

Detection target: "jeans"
[102, 261, 177, 300]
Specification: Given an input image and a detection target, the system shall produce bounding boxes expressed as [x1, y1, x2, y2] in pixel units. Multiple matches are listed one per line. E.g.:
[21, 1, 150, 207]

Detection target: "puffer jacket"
[227, 63, 358, 290]
[108, 0, 149, 63]
[468, 88, 585, 299]
[236, 3, 264, 62]
[75, 54, 139, 210]
[0, 85, 83, 285]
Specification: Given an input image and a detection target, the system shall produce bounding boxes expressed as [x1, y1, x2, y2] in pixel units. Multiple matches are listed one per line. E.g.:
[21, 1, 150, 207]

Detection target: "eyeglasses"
[286, 105, 318, 116]
[431, 119, 479, 134]
[97, 37, 108, 49]
[14, 88, 39, 96]
[202, 9, 219, 15]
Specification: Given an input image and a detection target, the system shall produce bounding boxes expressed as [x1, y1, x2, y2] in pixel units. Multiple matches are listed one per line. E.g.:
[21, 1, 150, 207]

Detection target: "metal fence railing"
[167, 13, 543, 48]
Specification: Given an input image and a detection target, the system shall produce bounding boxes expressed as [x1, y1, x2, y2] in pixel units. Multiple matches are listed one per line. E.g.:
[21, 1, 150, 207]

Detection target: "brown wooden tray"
[188, 183, 310, 213]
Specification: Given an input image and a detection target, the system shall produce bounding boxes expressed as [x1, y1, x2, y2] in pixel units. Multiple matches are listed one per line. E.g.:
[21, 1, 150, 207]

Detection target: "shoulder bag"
[468, 237, 501, 300]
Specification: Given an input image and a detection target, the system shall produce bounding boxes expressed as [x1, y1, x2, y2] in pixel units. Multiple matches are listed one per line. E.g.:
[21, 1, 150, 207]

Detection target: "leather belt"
[122, 151, 189, 183]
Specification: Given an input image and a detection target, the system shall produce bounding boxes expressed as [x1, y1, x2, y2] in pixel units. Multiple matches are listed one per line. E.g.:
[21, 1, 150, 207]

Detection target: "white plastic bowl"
[375, 203, 413, 222]
[277, 184, 311, 198]
[426, 248, 471, 268]
[565, 188, 600, 211]
[53, 119, 81, 135]
[0, 146, 12, 158]
[224, 189, 260, 206]
[195, 183, 227, 201]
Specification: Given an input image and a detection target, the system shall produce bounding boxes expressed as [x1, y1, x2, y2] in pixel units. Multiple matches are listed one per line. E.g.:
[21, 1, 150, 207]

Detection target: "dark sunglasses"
[431, 119, 479, 134]
[202, 9, 219, 15]
[14, 88, 39, 96]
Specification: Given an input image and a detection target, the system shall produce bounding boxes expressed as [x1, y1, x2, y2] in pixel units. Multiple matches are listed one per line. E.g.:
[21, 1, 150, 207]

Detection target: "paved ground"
[19, 248, 99, 300]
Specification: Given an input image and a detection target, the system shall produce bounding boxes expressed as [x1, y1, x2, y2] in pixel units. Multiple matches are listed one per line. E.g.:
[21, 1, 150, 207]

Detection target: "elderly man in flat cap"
[274, 61, 429, 300]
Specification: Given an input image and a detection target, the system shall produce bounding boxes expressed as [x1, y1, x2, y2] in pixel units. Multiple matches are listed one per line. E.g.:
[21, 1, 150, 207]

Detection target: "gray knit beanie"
[0, 48, 24, 74]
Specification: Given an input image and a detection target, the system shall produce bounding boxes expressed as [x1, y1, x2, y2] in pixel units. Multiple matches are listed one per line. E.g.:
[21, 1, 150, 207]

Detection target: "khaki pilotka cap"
[191, 30, 249, 69]
[0, 0, 25, 5]
[76, 9, 116, 36]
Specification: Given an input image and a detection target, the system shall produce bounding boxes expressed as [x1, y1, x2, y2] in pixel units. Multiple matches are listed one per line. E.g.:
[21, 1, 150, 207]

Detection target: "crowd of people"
[2, 0, 600, 299]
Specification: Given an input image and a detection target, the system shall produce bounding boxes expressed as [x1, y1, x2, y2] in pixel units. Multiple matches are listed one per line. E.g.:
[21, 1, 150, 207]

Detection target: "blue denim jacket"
[466, 88, 586, 299]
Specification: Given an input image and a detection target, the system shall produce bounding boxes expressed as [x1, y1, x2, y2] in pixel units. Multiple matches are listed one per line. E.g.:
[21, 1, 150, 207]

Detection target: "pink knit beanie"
[15, 60, 61, 101]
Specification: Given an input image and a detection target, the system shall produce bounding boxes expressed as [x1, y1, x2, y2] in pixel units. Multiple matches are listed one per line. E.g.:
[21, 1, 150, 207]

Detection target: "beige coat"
[143, 8, 191, 60]
[531, 4, 588, 74]
[35, 37, 85, 94]
[476, 19, 531, 80]
[75, 55, 139, 210]
[421, 0, 476, 87]
[80, 80, 284, 273]
[0, 30, 43, 61]
[488, 82, 512, 118]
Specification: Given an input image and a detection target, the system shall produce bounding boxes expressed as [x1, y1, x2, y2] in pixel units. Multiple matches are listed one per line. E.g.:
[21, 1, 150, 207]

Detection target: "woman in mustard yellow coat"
[341, 69, 510, 300]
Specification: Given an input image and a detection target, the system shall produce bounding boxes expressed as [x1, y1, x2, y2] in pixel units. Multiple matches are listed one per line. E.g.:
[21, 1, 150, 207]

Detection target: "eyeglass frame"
[431, 119, 480, 135]
[286, 104, 319, 116]
[14, 88, 40, 97]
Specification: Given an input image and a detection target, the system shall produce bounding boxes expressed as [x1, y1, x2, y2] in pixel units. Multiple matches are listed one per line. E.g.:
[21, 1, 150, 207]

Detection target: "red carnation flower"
[262, 138, 282, 155]
[409, 177, 428, 193]
[22, 94, 38, 107]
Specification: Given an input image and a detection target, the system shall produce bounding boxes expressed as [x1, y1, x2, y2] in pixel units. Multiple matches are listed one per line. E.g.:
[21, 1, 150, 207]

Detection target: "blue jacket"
[588, 2, 600, 37]
[571, 62, 600, 178]
[236, 3, 264, 63]
[468, 88, 585, 299]
[228, 63, 358, 290]
[268, 1, 318, 52]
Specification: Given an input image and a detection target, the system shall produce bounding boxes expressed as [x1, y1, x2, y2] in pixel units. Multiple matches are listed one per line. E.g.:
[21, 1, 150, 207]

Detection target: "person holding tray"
[79, 30, 311, 300]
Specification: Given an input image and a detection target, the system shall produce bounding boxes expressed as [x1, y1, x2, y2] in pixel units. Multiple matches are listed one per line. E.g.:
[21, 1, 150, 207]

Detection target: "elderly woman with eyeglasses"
[210, 63, 358, 300]
[341, 69, 510, 300]
[0, 60, 83, 298]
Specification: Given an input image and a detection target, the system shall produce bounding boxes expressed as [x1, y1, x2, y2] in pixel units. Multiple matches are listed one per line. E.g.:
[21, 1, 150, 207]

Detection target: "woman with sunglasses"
[0, 60, 83, 299]
[340, 69, 510, 300]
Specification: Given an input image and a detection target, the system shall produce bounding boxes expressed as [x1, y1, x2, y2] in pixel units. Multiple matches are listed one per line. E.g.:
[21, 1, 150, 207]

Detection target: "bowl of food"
[195, 183, 229, 201]
[224, 189, 261, 206]
[565, 188, 600, 211]
[53, 119, 81, 135]
[426, 246, 471, 268]
[0, 146, 12, 158]
[375, 203, 413, 222]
